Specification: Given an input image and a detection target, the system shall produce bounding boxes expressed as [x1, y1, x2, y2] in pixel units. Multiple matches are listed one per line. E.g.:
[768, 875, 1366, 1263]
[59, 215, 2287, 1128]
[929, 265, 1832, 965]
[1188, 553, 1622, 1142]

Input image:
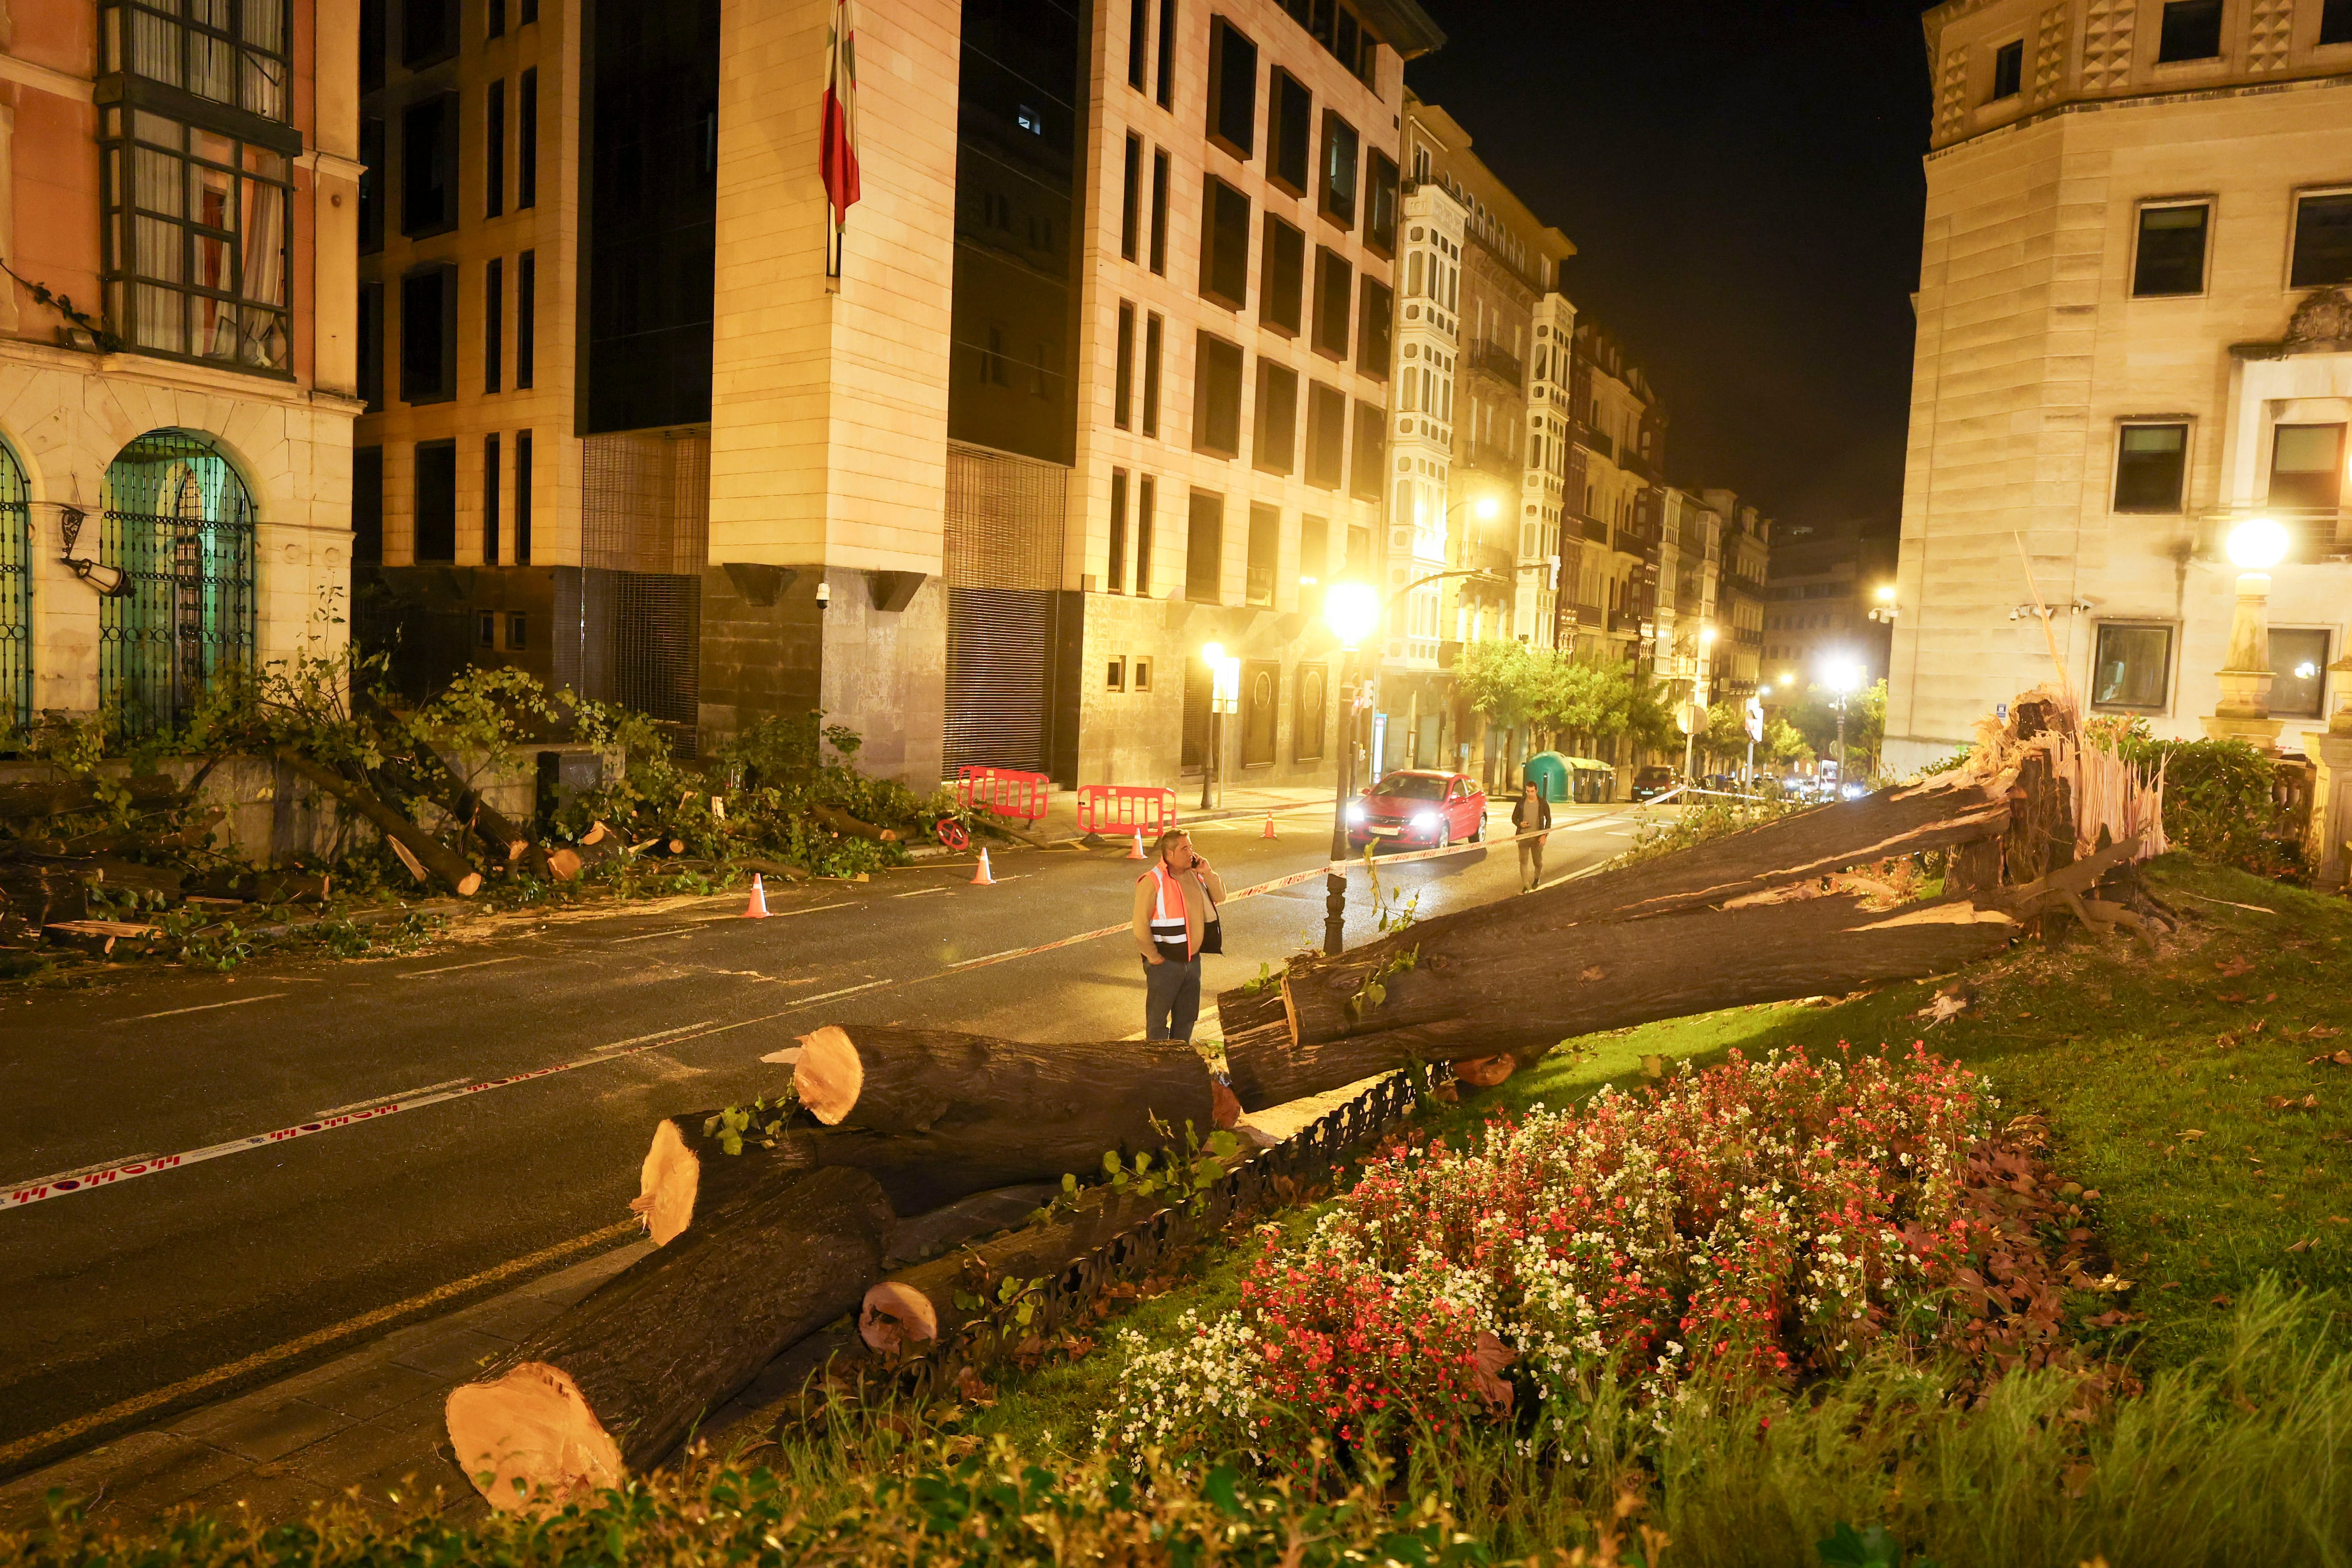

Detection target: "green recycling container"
[1523, 751, 1572, 803]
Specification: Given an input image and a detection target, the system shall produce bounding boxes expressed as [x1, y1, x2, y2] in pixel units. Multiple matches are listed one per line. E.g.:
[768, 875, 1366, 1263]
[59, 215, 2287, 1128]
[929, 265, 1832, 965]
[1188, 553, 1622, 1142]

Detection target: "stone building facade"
[1, 0, 361, 733]
[1890, 0, 2352, 773]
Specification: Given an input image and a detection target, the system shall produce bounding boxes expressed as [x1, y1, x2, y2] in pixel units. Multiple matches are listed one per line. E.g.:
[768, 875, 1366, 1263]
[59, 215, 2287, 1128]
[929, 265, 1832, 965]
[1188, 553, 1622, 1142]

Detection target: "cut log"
[44, 919, 164, 957]
[859, 1186, 1173, 1354]
[404, 750, 544, 872]
[794, 1023, 1226, 1137]
[446, 1165, 892, 1513]
[0, 773, 183, 821]
[883, 1182, 1064, 1270]
[275, 751, 483, 896]
[810, 803, 900, 843]
[82, 859, 186, 903]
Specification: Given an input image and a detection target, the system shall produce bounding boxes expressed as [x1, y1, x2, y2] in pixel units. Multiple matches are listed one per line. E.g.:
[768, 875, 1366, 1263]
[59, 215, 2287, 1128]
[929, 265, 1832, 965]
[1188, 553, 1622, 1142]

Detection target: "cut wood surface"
[860, 1186, 1175, 1354]
[447, 1166, 892, 1513]
[794, 1024, 1225, 1137]
[275, 751, 483, 896]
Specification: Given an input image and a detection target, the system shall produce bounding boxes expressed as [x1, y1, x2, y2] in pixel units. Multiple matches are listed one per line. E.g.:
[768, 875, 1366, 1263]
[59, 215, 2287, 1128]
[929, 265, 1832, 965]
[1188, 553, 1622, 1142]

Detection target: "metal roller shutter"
[943, 442, 1068, 774]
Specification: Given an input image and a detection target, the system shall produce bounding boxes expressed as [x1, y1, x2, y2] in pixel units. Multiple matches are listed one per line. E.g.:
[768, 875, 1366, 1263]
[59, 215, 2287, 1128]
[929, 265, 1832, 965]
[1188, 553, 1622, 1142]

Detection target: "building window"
[1357, 277, 1392, 379]
[99, 109, 295, 370]
[1200, 177, 1251, 309]
[2132, 202, 2209, 296]
[1128, 0, 1149, 88]
[353, 445, 384, 564]
[1206, 17, 1256, 158]
[1269, 70, 1311, 197]
[1156, 0, 1176, 108]
[1107, 657, 1126, 690]
[1312, 247, 1351, 359]
[2155, 0, 2223, 62]
[1109, 468, 1129, 592]
[2272, 629, 2334, 719]
[2091, 623, 2173, 712]
[358, 281, 383, 409]
[2269, 423, 2345, 509]
[1365, 151, 1398, 257]
[518, 69, 539, 209]
[488, 0, 505, 37]
[1305, 381, 1345, 490]
[486, 79, 506, 218]
[2290, 191, 2352, 287]
[516, 249, 536, 388]
[358, 116, 384, 253]
[401, 93, 459, 236]
[1136, 474, 1155, 594]
[102, 0, 293, 121]
[515, 431, 533, 563]
[484, 256, 503, 392]
[1350, 400, 1383, 500]
[402, 0, 458, 66]
[361, 0, 384, 90]
[1143, 312, 1164, 436]
[1989, 39, 2024, 100]
[1149, 149, 1171, 274]
[1120, 133, 1143, 261]
[1254, 360, 1298, 474]
[1246, 503, 1279, 606]
[1193, 331, 1245, 457]
[1185, 489, 1225, 602]
[414, 439, 458, 562]
[1115, 302, 1136, 428]
[521, 0, 537, 24]
[484, 432, 502, 564]
[1261, 215, 1304, 336]
[2112, 423, 2187, 511]
[509, 611, 526, 649]
[399, 263, 457, 403]
[1319, 111, 1358, 230]
[2326, 0, 2352, 45]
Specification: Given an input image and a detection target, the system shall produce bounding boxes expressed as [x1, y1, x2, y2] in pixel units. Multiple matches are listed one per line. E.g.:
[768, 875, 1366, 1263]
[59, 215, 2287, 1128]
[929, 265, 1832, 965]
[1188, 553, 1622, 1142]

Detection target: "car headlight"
[1345, 803, 1366, 824]
[1412, 810, 1439, 831]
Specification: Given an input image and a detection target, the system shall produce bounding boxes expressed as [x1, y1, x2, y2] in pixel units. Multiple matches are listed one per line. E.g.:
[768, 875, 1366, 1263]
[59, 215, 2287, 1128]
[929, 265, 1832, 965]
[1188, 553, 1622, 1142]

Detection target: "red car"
[1345, 769, 1489, 851]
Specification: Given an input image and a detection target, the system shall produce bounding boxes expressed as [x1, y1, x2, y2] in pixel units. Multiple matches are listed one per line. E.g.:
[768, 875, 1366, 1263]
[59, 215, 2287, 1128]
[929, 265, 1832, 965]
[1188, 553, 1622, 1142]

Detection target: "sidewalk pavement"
[0, 1046, 1371, 1536]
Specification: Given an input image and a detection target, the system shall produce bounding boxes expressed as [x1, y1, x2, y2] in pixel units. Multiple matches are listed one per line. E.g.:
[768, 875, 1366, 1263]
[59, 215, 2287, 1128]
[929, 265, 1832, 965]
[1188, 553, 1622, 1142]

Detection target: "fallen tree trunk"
[860, 1186, 1174, 1354]
[811, 803, 899, 843]
[794, 1023, 1227, 1137]
[404, 749, 549, 875]
[636, 1104, 1204, 1243]
[446, 1166, 892, 1513]
[275, 751, 482, 896]
[0, 773, 183, 821]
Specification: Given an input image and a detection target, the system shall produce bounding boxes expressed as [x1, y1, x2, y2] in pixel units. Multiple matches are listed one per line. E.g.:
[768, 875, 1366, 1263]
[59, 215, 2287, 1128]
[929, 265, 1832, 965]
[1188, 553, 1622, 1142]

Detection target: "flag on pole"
[821, 0, 862, 226]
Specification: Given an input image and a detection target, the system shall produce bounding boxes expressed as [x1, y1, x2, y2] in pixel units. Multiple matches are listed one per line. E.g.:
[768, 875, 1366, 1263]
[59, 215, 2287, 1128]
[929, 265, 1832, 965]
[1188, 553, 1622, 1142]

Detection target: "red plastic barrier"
[954, 766, 1050, 824]
[1077, 784, 1179, 838]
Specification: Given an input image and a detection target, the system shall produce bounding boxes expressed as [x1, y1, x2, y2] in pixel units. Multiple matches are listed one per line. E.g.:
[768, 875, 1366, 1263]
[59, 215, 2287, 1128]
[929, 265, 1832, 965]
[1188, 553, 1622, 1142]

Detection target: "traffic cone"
[742, 872, 770, 918]
[1127, 828, 1146, 860]
[969, 847, 997, 886]
[1262, 811, 1277, 839]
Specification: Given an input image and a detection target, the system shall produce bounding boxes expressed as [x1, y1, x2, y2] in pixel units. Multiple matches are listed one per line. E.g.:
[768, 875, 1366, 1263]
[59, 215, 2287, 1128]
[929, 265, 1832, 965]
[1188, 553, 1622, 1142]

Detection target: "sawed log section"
[446, 1166, 892, 1512]
[794, 1023, 1234, 1136]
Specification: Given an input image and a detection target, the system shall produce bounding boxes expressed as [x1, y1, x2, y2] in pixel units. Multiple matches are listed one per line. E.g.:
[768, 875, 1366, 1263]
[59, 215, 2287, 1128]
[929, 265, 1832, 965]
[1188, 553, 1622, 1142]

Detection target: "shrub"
[2113, 734, 2304, 880]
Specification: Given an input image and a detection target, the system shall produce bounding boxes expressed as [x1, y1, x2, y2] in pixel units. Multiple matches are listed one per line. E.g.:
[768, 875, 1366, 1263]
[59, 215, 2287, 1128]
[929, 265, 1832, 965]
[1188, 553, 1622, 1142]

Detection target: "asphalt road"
[0, 802, 1646, 1457]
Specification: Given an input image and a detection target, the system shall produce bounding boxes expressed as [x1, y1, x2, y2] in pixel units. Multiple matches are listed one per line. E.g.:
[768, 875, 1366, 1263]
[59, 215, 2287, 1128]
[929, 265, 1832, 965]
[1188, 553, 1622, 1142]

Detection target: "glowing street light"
[2206, 517, 2290, 749]
[1822, 659, 1863, 794]
[1323, 581, 1380, 651]
[1321, 579, 1384, 941]
[1198, 642, 1242, 809]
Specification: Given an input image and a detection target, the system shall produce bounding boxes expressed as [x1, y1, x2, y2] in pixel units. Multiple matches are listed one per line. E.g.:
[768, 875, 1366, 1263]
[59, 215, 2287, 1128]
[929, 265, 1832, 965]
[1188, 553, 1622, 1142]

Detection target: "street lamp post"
[1681, 623, 1716, 783]
[2202, 518, 2290, 751]
[1321, 583, 1379, 955]
[1199, 643, 1241, 809]
[1825, 659, 1861, 793]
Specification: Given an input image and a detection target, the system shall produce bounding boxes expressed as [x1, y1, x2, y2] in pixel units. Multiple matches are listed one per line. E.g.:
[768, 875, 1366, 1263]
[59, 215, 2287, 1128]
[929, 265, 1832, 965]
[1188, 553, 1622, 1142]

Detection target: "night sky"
[1405, 0, 1932, 529]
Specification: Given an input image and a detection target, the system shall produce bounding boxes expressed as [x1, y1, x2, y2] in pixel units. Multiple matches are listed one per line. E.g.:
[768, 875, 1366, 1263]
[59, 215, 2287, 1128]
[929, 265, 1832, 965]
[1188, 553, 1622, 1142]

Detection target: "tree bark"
[0, 773, 183, 821]
[859, 1186, 1175, 1354]
[275, 750, 482, 896]
[445, 1166, 892, 1513]
[811, 803, 899, 843]
[794, 1023, 1224, 1138]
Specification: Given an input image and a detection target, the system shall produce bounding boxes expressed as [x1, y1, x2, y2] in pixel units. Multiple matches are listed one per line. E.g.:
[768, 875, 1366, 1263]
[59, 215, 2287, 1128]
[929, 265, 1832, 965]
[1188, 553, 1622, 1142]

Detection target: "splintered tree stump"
[860, 1186, 1175, 1355]
[446, 1166, 892, 1513]
[794, 1023, 1227, 1138]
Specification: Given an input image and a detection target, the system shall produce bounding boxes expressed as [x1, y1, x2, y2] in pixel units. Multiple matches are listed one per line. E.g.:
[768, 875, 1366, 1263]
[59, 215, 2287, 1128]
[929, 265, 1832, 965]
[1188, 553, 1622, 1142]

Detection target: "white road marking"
[592, 1019, 722, 1052]
[893, 886, 950, 898]
[783, 979, 890, 1008]
[131, 993, 288, 1021]
[396, 956, 525, 978]
[315, 1079, 465, 1117]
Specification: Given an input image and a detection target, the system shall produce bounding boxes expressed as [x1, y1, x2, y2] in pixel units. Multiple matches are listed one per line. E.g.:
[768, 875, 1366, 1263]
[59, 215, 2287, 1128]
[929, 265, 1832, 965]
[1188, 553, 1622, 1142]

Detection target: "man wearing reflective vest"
[1130, 829, 1226, 1041]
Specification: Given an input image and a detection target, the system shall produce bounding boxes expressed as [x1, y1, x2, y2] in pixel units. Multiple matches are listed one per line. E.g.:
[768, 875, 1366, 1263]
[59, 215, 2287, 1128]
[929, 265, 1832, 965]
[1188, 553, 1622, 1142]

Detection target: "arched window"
[0, 439, 27, 732]
[100, 429, 256, 734]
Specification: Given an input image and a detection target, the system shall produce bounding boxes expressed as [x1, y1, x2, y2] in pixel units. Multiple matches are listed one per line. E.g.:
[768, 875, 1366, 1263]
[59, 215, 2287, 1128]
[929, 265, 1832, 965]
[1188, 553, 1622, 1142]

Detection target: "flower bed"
[1100, 1047, 2119, 1464]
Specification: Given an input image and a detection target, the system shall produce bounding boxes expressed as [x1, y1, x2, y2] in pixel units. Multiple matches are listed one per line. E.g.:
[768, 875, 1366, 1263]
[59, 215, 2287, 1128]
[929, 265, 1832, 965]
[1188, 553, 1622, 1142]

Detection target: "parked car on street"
[1630, 765, 1682, 802]
[1345, 770, 1488, 851]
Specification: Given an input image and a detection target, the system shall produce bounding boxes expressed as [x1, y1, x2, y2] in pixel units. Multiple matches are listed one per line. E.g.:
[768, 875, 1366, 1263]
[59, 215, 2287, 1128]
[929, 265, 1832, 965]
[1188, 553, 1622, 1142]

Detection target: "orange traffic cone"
[742, 872, 770, 918]
[970, 847, 997, 886]
[1262, 811, 1277, 839]
[1127, 828, 1147, 860]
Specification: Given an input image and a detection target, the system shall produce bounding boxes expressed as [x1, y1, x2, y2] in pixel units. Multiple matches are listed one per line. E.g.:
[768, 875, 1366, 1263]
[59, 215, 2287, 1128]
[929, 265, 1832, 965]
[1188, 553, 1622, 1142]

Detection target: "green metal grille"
[100, 429, 256, 735]
[0, 442, 27, 733]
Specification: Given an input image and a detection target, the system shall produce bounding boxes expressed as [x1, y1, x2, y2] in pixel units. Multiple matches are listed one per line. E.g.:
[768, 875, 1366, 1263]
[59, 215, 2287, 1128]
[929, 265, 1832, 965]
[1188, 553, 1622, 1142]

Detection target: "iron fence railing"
[98, 430, 256, 736]
[0, 443, 29, 732]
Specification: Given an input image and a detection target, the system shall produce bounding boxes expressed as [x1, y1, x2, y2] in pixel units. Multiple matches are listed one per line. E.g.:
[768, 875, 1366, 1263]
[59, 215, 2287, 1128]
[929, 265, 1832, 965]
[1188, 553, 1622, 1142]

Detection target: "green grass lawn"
[967, 858, 2352, 1515]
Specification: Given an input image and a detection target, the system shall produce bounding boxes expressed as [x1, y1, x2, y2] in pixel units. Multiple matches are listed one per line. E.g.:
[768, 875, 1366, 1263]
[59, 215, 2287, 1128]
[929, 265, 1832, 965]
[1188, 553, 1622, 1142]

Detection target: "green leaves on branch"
[703, 1091, 800, 1156]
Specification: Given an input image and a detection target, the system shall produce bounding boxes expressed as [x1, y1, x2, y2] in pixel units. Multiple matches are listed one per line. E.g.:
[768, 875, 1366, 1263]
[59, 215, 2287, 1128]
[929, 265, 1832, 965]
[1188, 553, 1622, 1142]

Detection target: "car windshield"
[1637, 768, 1673, 783]
[1369, 774, 1449, 800]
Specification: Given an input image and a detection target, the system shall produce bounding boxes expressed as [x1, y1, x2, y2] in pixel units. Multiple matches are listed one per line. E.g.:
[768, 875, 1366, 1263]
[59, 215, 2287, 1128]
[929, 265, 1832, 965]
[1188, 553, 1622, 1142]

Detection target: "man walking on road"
[1133, 829, 1226, 1041]
[1511, 780, 1552, 892]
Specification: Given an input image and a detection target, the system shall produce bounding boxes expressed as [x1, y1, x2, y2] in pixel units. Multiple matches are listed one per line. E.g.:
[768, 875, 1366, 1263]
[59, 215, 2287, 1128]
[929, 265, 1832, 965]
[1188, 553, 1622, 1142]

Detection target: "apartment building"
[1890, 0, 2352, 774]
[1562, 318, 1662, 666]
[1762, 516, 1897, 689]
[1382, 93, 1573, 779]
[1652, 485, 1721, 718]
[1, 0, 360, 734]
[1702, 485, 1771, 697]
